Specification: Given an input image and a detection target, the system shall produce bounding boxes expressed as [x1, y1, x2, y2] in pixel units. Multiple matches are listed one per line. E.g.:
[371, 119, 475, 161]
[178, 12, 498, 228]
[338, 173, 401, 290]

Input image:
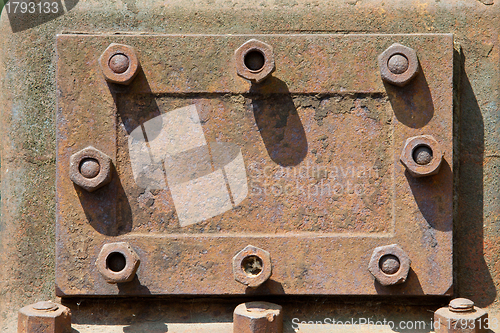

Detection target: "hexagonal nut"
[434, 298, 488, 333]
[18, 301, 72, 333]
[96, 242, 141, 283]
[233, 302, 283, 333]
[378, 43, 419, 87]
[235, 39, 276, 83]
[99, 43, 141, 85]
[69, 146, 112, 192]
[400, 135, 444, 178]
[368, 244, 411, 286]
[232, 245, 272, 287]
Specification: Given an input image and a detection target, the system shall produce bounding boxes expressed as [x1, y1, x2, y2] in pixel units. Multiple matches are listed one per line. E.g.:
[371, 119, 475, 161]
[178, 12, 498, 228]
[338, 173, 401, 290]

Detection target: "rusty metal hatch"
[55, 33, 453, 296]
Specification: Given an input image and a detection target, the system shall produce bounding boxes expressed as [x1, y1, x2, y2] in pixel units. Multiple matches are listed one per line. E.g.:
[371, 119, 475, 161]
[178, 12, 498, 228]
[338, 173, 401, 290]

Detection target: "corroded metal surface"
[56, 33, 453, 296]
[0, 0, 499, 331]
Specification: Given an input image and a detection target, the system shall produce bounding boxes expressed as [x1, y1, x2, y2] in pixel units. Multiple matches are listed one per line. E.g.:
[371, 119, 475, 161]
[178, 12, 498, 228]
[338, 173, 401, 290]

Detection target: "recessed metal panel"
[56, 33, 453, 296]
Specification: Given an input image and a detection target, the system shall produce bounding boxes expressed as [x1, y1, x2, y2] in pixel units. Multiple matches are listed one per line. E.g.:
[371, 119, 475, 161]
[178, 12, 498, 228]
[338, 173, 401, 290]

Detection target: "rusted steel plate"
[56, 33, 453, 296]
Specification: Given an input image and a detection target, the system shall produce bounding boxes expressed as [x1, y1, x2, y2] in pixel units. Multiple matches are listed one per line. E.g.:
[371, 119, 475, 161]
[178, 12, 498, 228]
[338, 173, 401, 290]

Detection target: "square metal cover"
[56, 33, 453, 296]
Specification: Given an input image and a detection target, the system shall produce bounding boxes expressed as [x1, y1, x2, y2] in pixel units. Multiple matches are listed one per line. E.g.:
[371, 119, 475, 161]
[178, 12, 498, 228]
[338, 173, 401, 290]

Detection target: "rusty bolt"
[96, 242, 140, 283]
[69, 146, 112, 192]
[235, 39, 275, 83]
[400, 135, 444, 178]
[378, 43, 419, 87]
[434, 298, 488, 333]
[99, 43, 141, 85]
[233, 245, 272, 287]
[233, 302, 283, 333]
[450, 298, 475, 312]
[368, 244, 411, 286]
[18, 301, 72, 333]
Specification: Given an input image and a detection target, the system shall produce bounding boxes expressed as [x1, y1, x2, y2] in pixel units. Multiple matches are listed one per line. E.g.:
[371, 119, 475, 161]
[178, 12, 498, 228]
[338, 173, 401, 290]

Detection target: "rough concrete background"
[0, 0, 499, 332]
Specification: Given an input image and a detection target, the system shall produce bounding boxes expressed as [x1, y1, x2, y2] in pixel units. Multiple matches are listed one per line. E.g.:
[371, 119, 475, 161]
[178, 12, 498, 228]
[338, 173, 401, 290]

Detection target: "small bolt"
[70, 146, 112, 192]
[400, 135, 444, 178]
[387, 54, 409, 74]
[96, 242, 141, 283]
[233, 245, 272, 287]
[109, 53, 130, 74]
[379, 255, 400, 275]
[413, 145, 433, 165]
[449, 298, 475, 312]
[99, 43, 140, 85]
[242, 255, 263, 276]
[32, 301, 58, 311]
[378, 43, 419, 87]
[79, 158, 100, 178]
[235, 39, 275, 83]
[368, 244, 411, 286]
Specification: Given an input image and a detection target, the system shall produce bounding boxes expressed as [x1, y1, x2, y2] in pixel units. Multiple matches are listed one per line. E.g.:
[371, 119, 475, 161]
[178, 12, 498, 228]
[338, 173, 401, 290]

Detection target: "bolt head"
[69, 146, 112, 192]
[387, 54, 409, 74]
[109, 53, 130, 74]
[413, 145, 433, 165]
[378, 43, 419, 87]
[96, 242, 141, 283]
[235, 39, 276, 83]
[400, 135, 444, 178]
[32, 301, 59, 311]
[233, 302, 283, 333]
[368, 244, 411, 286]
[450, 298, 475, 312]
[232, 245, 272, 287]
[99, 43, 141, 85]
[79, 158, 101, 178]
[379, 254, 400, 275]
[18, 301, 71, 333]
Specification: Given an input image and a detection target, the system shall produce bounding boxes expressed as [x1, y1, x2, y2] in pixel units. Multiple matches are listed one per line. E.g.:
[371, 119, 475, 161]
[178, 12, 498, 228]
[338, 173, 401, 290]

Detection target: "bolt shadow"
[374, 267, 423, 295]
[250, 77, 308, 167]
[62, 297, 234, 328]
[117, 275, 152, 295]
[72, 65, 157, 237]
[244, 279, 286, 295]
[112, 70, 167, 189]
[384, 61, 434, 129]
[455, 49, 495, 306]
[111, 70, 162, 138]
[405, 160, 453, 232]
[85, 69, 169, 236]
[123, 322, 168, 333]
[74, 163, 132, 236]
[5, 0, 79, 33]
